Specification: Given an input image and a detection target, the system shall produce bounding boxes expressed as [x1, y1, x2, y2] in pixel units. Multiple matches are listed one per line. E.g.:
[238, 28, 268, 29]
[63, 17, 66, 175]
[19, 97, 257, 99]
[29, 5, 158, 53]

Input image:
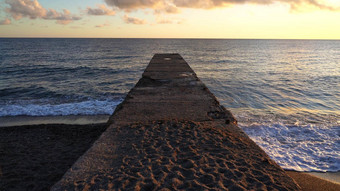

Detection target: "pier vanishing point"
[52, 54, 300, 190]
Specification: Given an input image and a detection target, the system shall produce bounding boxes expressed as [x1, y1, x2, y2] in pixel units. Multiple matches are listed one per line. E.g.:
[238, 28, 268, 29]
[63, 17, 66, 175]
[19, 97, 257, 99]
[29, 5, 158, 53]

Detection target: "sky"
[0, 0, 340, 39]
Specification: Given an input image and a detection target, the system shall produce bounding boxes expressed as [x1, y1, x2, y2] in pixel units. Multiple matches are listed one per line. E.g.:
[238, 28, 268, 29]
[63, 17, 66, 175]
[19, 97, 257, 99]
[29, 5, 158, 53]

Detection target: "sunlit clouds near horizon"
[1, 0, 340, 38]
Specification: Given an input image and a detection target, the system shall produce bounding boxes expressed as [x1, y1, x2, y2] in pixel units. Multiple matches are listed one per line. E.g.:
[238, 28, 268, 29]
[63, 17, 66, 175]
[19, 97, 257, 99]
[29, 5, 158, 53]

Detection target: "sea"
[0, 38, 339, 173]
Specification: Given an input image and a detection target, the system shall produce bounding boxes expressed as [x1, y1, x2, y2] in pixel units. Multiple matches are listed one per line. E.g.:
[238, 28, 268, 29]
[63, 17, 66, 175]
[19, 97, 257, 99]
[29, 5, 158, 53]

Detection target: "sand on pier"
[53, 120, 301, 190]
[0, 122, 339, 190]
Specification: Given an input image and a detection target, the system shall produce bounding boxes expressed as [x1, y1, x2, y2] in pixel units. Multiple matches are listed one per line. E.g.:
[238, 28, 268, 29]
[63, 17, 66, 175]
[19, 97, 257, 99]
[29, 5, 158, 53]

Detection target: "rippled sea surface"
[1, 38, 339, 172]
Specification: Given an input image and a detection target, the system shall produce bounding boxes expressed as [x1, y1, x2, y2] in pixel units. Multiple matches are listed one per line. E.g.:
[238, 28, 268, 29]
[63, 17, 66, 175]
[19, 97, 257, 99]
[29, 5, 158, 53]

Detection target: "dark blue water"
[1, 38, 339, 172]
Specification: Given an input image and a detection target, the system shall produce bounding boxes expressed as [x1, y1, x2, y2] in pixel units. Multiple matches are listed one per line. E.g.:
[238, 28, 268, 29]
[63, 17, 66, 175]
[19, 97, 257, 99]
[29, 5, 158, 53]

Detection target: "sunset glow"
[1, 0, 340, 39]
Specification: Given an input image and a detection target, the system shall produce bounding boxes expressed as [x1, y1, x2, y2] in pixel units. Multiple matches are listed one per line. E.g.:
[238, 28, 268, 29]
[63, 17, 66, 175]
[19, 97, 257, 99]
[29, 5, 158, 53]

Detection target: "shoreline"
[1, 123, 339, 190]
[2, 116, 339, 183]
[0, 124, 340, 191]
[0, 115, 110, 127]
[1, 116, 339, 188]
[286, 171, 340, 191]
[308, 171, 340, 184]
[286, 170, 340, 185]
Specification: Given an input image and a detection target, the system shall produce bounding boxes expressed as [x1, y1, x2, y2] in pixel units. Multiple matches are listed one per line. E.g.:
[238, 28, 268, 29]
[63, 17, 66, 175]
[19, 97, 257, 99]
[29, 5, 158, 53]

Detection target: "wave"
[0, 86, 69, 100]
[1, 65, 121, 77]
[239, 122, 340, 172]
[0, 100, 121, 116]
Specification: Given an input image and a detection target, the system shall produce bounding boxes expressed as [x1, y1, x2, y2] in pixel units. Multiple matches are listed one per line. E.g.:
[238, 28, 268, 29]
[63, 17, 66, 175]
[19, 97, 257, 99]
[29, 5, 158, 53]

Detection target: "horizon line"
[1, 37, 340, 40]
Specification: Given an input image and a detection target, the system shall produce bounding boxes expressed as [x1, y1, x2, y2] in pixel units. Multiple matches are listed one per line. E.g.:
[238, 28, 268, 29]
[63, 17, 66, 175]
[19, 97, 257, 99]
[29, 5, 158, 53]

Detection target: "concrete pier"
[52, 54, 300, 190]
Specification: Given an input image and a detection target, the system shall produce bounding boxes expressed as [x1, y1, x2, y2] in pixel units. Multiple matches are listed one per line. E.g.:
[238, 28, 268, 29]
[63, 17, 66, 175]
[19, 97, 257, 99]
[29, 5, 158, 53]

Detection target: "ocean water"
[0, 38, 339, 172]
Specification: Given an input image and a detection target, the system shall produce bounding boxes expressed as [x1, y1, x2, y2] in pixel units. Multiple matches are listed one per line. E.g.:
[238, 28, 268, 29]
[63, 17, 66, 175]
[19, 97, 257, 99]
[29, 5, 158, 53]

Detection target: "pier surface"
[52, 54, 300, 190]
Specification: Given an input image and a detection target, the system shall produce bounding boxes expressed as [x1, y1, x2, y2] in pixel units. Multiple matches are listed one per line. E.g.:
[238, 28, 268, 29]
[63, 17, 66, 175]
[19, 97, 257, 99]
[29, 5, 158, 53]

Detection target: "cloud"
[95, 23, 110, 28]
[155, 3, 180, 14]
[123, 14, 147, 24]
[5, 0, 81, 24]
[87, 4, 116, 16]
[44, 9, 81, 25]
[105, 0, 180, 14]
[157, 18, 183, 24]
[105, 0, 159, 10]
[155, 15, 184, 24]
[104, 0, 340, 12]
[0, 18, 11, 25]
[173, 0, 340, 11]
[163, 4, 180, 13]
[296, 0, 338, 11]
[157, 19, 173, 24]
[5, 0, 46, 20]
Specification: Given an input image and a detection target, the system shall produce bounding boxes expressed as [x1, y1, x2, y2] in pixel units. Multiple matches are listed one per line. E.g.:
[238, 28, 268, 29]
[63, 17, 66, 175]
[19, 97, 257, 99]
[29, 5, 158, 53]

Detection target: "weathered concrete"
[107, 54, 236, 125]
[52, 54, 300, 190]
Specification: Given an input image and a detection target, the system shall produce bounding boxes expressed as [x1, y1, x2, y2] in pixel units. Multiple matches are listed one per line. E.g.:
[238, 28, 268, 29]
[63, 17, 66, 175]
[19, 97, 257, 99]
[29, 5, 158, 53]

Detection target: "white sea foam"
[0, 100, 120, 116]
[239, 122, 340, 172]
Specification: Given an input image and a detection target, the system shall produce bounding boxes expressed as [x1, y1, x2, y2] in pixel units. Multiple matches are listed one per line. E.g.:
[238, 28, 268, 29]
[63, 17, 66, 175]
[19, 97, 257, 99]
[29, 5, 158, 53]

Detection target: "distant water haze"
[0, 38, 339, 172]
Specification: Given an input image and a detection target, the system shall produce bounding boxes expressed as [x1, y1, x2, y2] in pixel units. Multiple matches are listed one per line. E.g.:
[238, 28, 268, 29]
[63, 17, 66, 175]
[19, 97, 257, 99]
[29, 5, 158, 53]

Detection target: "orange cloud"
[87, 4, 116, 16]
[44, 9, 81, 25]
[156, 17, 184, 24]
[105, 0, 180, 14]
[105, 0, 159, 9]
[123, 14, 147, 24]
[104, 0, 340, 11]
[5, 0, 81, 24]
[155, 3, 180, 14]
[0, 18, 11, 25]
[95, 23, 110, 28]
